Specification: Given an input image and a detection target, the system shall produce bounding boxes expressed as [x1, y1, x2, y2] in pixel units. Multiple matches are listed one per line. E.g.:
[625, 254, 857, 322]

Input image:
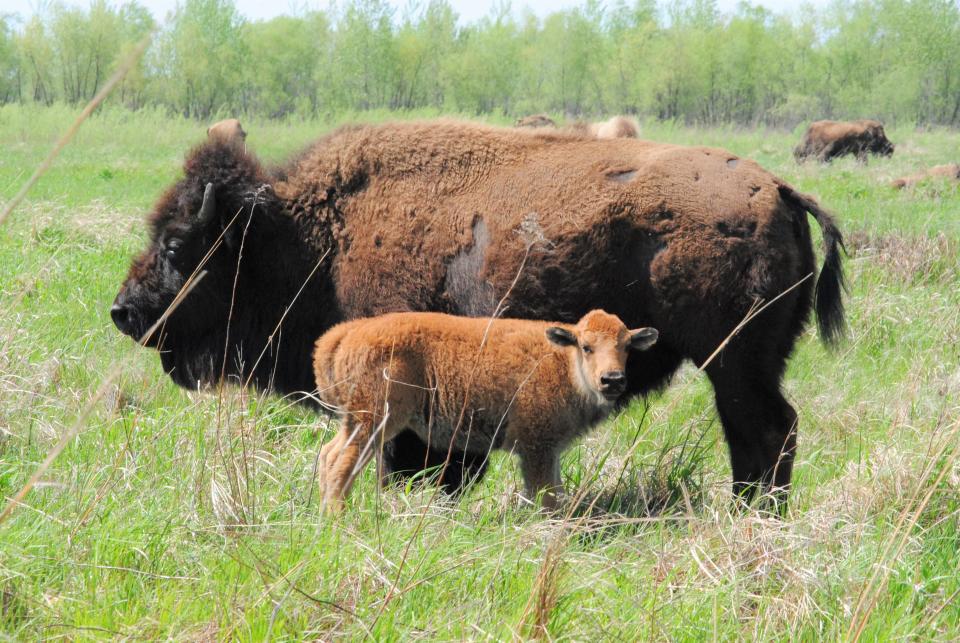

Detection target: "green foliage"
[4, 0, 960, 124]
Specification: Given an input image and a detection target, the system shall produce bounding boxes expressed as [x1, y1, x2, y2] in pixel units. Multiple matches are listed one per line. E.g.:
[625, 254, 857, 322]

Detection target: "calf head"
[546, 310, 658, 404]
[111, 140, 285, 388]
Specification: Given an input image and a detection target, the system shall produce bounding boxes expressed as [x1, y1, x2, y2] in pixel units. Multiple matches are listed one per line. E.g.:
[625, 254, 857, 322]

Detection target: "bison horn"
[197, 182, 216, 224]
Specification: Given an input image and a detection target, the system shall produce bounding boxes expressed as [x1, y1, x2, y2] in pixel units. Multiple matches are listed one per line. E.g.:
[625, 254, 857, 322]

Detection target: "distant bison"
[891, 163, 960, 189]
[573, 116, 640, 139]
[516, 114, 639, 139]
[515, 114, 557, 129]
[794, 119, 894, 163]
[314, 310, 658, 512]
[112, 119, 845, 508]
[207, 118, 246, 146]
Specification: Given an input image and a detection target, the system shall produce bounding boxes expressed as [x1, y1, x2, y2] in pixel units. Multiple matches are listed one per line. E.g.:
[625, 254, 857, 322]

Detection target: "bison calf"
[314, 310, 658, 513]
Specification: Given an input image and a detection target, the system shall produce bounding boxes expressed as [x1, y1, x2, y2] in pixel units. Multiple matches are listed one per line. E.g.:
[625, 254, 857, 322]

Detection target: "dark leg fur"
[380, 430, 488, 494]
[707, 364, 798, 514]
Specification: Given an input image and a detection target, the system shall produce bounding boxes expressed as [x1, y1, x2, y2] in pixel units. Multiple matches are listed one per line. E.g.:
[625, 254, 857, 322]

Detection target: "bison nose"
[111, 303, 132, 334]
[600, 371, 626, 391]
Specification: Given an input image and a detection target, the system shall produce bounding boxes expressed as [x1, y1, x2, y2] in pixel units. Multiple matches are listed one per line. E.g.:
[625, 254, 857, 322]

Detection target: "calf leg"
[518, 449, 563, 510]
[320, 417, 373, 514]
[707, 370, 798, 513]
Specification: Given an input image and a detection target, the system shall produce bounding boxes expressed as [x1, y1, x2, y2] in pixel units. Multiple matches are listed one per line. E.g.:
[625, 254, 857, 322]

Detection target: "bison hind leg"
[707, 362, 797, 515]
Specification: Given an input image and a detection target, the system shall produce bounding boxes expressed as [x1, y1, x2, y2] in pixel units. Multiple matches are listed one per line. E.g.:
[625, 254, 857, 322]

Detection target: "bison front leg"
[518, 449, 564, 511]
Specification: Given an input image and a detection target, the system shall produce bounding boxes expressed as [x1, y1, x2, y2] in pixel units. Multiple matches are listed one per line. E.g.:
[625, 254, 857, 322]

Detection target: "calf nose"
[600, 371, 626, 389]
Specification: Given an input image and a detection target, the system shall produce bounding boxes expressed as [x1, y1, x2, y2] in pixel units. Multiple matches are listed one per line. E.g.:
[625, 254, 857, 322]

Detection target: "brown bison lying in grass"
[514, 114, 557, 129]
[206, 118, 246, 145]
[794, 119, 894, 163]
[891, 163, 960, 189]
[314, 310, 658, 512]
[516, 114, 639, 139]
[112, 119, 845, 509]
[573, 115, 640, 139]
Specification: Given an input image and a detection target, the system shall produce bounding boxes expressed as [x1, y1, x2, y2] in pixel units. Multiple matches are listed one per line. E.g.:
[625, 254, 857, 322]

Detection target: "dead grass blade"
[846, 410, 960, 641]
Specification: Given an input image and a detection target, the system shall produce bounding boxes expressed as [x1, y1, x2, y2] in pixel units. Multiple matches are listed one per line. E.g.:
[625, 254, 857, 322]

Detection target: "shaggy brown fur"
[891, 163, 960, 189]
[794, 119, 894, 163]
[314, 310, 657, 512]
[112, 118, 846, 507]
[515, 114, 557, 129]
[207, 118, 246, 145]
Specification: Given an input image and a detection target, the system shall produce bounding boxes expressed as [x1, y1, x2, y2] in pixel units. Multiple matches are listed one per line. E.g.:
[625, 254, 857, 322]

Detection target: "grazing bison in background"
[112, 120, 845, 509]
[207, 118, 246, 146]
[314, 310, 659, 512]
[515, 114, 557, 129]
[891, 163, 960, 189]
[794, 119, 894, 163]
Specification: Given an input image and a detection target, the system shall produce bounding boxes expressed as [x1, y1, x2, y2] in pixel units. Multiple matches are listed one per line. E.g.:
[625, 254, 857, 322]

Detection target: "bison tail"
[778, 185, 848, 347]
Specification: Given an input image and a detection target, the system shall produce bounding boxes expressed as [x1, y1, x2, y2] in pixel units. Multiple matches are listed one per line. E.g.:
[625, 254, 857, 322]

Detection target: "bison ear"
[546, 327, 577, 347]
[628, 327, 658, 351]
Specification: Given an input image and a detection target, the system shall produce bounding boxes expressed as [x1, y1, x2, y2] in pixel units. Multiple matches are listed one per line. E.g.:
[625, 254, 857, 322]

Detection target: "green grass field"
[1, 104, 958, 639]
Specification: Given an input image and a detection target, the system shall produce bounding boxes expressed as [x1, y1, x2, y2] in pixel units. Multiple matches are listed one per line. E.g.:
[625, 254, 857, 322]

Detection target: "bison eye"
[582, 344, 593, 354]
[164, 239, 182, 258]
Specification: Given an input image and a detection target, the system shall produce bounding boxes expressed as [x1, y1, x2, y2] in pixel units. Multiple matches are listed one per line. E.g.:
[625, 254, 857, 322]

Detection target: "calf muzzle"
[599, 370, 627, 398]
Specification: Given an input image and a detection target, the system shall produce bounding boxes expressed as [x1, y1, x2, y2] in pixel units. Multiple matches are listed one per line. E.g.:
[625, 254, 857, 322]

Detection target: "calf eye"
[582, 344, 593, 354]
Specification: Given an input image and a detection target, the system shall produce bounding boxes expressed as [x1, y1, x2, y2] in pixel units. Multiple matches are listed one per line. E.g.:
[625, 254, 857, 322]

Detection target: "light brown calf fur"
[314, 310, 657, 513]
[207, 118, 246, 145]
[891, 163, 960, 189]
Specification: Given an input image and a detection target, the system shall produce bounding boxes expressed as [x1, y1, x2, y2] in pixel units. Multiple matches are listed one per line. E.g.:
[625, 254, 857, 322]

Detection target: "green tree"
[157, 0, 247, 118]
[242, 12, 328, 117]
[0, 14, 19, 102]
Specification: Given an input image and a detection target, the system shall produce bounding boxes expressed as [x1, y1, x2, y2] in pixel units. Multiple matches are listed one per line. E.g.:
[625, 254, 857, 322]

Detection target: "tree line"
[1, 0, 959, 127]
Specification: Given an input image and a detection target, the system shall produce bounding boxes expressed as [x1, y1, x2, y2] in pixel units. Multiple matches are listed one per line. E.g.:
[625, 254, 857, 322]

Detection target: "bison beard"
[113, 120, 846, 510]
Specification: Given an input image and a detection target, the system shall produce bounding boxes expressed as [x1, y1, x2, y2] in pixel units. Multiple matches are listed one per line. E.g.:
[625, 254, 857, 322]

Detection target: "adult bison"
[794, 119, 894, 163]
[112, 120, 845, 508]
[206, 118, 246, 146]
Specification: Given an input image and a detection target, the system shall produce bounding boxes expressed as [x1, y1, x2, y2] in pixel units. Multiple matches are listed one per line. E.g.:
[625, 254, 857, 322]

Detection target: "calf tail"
[778, 185, 848, 347]
[313, 323, 348, 394]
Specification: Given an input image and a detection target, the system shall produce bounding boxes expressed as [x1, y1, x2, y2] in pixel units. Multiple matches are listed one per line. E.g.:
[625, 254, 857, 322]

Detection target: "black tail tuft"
[778, 185, 848, 347]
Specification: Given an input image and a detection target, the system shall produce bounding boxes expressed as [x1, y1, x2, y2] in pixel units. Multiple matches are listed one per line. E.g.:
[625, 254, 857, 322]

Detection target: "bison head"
[112, 141, 292, 389]
[865, 121, 895, 157]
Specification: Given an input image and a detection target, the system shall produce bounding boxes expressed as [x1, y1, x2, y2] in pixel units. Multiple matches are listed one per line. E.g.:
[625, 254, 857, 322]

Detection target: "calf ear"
[628, 327, 658, 351]
[546, 327, 577, 347]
